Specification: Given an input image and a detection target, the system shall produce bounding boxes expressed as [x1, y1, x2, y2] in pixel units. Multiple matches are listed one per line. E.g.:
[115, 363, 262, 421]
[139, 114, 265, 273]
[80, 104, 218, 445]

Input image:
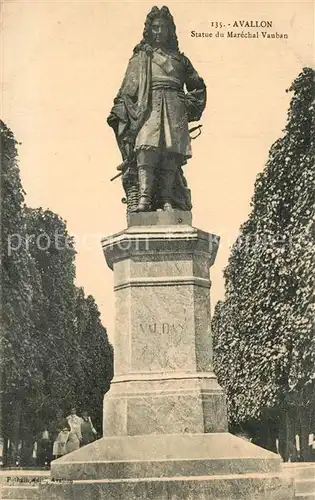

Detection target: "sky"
[2, 0, 314, 342]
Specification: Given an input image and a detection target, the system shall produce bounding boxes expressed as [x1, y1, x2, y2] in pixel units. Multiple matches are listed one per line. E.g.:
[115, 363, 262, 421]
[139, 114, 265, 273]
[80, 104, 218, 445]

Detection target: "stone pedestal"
[45, 212, 294, 500]
[102, 212, 227, 437]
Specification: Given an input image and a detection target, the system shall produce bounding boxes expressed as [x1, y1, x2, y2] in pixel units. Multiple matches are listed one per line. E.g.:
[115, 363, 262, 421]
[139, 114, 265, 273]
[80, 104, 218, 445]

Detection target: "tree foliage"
[1, 121, 113, 464]
[75, 289, 113, 429]
[1, 121, 45, 450]
[212, 68, 315, 426]
[25, 208, 81, 417]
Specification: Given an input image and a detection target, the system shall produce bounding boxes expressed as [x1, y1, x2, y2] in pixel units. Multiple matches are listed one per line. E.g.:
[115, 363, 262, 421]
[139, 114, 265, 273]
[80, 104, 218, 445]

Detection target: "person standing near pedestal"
[80, 411, 97, 446]
[66, 408, 82, 452]
[36, 426, 52, 466]
[107, 5, 206, 213]
[51, 410, 70, 459]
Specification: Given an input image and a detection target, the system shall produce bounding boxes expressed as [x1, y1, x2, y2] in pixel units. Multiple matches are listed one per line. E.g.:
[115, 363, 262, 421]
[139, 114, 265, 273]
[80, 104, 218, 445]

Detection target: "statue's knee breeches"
[136, 149, 180, 171]
[136, 149, 160, 169]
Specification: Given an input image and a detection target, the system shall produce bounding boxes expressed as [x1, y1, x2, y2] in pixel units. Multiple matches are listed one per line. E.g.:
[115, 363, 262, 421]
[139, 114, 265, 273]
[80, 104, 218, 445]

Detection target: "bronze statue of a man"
[107, 5, 206, 213]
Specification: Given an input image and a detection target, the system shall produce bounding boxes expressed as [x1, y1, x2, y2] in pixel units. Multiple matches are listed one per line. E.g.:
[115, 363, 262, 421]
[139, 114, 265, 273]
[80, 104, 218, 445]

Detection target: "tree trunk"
[279, 409, 296, 462]
[2, 438, 8, 467]
[20, 438, 35, 467]
[9, 399, 22, 466]
[299, 407, 312, 461]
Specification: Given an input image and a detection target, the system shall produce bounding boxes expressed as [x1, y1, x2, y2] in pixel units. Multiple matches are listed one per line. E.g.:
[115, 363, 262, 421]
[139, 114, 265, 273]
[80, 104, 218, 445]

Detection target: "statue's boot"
[160, 167, 176, 211]
[136, 165, 154, 212]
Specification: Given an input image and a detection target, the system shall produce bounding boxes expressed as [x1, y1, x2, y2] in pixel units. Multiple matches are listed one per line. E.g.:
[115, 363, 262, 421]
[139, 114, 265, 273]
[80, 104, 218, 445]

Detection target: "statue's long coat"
[107, 46, 207, 210]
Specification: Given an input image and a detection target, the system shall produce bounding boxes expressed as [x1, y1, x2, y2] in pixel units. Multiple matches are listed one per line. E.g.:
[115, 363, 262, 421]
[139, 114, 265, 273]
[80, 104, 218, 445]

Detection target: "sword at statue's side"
[110, 158, 131, 182]
[188, 124, 203, 139]
[109, 125, 203, 182]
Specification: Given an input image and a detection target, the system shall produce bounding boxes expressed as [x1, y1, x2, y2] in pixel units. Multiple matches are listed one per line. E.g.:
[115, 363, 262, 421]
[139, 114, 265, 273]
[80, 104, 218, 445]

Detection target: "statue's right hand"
[143, 43, 153, 56]
[107, 112, 116, 127]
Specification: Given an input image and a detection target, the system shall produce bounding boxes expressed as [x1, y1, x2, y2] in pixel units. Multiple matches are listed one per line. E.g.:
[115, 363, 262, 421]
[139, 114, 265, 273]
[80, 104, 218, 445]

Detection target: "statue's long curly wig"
[134, 6, 180, 54]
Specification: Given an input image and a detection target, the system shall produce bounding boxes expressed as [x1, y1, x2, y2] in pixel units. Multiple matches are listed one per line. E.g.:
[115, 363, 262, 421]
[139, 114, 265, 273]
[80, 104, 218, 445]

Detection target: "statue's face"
[151, 18, 169, 47]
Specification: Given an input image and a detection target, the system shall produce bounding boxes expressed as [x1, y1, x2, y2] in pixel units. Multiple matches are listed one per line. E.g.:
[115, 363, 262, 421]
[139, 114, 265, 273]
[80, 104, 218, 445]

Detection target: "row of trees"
[0, 121, 113, 466]
[212, 67, 314, 461]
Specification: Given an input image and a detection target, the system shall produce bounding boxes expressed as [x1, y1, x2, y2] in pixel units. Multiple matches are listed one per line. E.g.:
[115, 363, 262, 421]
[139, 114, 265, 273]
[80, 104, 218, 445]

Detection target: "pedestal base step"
[41, 472, 294, 500]
[48, 433, 294, 498]
[51, 433, 281, 481]
[0, 471, 49, 500]
[1, 485, 40, 499]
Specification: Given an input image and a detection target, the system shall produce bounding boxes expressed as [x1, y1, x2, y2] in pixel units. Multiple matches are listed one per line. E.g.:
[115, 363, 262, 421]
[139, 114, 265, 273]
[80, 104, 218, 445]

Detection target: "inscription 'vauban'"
[140, 323, 184, 335]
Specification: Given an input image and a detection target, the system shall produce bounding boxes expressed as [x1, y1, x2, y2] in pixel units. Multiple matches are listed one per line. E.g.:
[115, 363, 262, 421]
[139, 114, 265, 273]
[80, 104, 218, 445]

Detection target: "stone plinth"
[51, 433, 282, 481]
[101, 212, 227, 436]
[127, 210, 192, 227]
[48, 433, 294, 499]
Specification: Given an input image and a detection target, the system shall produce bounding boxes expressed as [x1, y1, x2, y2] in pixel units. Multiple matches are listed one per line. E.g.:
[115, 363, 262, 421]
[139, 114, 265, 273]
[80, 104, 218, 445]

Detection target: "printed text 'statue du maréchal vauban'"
[191, 20, 288, 39]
